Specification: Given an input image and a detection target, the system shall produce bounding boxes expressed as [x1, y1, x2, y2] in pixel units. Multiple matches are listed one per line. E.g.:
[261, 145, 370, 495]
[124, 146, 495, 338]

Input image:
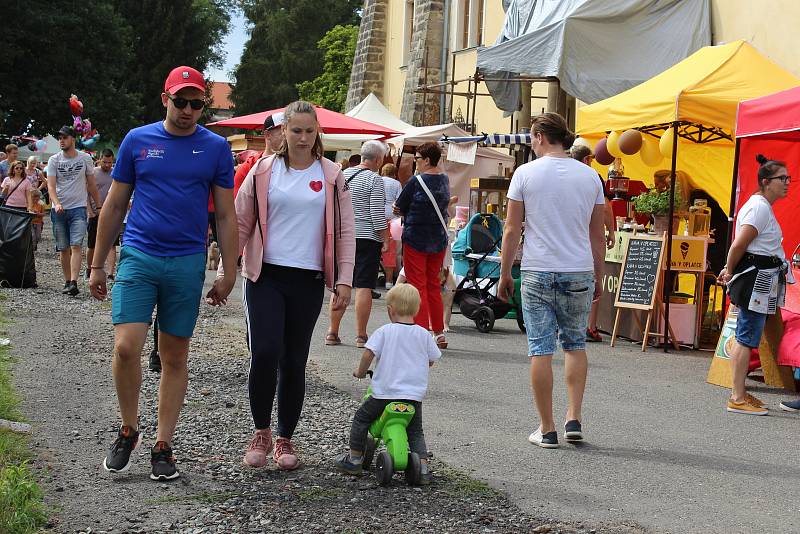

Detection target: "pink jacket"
[226, 154, 355, 291]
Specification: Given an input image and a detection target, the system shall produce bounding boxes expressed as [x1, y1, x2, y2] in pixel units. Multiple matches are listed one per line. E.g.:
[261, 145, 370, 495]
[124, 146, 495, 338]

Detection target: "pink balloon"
[595, 138, 615, 166]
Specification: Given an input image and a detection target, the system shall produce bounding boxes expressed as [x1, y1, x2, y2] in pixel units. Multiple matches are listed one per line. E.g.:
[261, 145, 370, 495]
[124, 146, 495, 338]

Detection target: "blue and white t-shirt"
[112, 122, 233, 257]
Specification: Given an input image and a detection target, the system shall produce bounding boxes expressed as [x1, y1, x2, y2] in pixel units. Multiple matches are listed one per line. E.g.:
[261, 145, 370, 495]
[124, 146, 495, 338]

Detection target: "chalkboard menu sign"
[614, 235, 665, 310]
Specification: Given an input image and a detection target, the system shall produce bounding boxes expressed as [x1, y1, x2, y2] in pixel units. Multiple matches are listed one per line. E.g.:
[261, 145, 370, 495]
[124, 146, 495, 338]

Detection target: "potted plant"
[633, 185, 685, 234]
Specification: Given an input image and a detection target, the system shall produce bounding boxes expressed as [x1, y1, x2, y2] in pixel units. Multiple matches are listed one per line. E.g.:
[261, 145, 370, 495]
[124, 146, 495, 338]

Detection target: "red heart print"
[309, 180, 323, 192]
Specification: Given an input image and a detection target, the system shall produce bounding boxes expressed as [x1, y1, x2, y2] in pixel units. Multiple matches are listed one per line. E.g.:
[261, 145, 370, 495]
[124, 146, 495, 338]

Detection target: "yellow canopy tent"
[576, 40, 800, 351]
[576, 40, 800, 213]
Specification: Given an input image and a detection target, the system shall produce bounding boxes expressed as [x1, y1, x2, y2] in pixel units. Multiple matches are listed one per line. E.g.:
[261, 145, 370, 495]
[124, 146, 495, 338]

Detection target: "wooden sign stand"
[610, 232, 679, 351]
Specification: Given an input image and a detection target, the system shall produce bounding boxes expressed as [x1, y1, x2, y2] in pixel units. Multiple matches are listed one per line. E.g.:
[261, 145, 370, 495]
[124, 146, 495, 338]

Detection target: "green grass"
[0, 311, 48, 534]
[440, 469, 496, 498]
[297, 487, 344, 501]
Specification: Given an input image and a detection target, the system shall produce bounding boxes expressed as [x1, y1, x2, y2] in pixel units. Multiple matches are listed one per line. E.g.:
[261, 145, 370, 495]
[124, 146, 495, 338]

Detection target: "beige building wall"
[378, 0, 800, 133]
[383, 0, 408, 114]
[710, 0, 800, 77]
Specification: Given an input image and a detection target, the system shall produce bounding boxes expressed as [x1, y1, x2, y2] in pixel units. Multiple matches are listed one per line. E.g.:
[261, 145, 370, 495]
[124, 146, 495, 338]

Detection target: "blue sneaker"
[779, 398, 800, 412]
[528, 427, 559, 448]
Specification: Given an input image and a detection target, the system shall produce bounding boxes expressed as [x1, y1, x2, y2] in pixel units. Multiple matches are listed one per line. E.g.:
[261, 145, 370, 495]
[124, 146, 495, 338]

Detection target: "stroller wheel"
[474, 306, 495, 333]
[516, 306, 526, 332]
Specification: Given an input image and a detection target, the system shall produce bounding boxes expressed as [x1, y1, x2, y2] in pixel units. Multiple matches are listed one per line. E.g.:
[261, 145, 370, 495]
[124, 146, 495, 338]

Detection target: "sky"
[206, 9, 248, 83]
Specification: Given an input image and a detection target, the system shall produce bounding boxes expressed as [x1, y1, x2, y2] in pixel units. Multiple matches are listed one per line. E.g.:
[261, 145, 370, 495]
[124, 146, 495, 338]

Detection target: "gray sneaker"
[334, 452, 363, 476]
[419, 462, 433, 485]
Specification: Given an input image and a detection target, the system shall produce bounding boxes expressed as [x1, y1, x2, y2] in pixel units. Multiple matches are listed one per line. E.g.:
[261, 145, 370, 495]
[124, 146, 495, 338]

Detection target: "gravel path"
[4, 223, 647, 534]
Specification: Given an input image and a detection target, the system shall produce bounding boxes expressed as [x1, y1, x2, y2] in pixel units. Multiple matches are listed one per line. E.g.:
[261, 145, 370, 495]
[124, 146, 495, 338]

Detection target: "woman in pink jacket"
[226, 101, 355, 470]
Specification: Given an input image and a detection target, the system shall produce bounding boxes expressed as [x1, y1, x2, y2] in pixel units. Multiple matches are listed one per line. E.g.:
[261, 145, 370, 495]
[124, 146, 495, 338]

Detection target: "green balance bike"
[361, 371, 423, 486]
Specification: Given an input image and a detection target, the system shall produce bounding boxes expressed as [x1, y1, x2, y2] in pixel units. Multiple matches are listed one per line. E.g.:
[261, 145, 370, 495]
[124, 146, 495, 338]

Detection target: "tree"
[297, 25, 358, 112]
[231, 0, 361, 114]
[0, 0, 233, 143]
[114, 0, 233, 125]
[0, 0, 140, 141]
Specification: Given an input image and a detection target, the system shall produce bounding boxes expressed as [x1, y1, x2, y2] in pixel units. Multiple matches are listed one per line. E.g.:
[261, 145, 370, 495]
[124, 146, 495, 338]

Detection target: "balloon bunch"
[69, 94, 100, 150]
[24, 138, 48, 152]
[583, 126, 677, 169]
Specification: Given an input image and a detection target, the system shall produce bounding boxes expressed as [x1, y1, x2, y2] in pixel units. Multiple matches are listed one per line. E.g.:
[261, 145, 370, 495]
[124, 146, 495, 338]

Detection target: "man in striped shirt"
[326, 140, 387, 348]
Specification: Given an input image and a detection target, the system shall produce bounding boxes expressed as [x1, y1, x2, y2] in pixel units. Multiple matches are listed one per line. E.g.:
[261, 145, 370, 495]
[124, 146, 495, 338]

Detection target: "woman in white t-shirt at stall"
[720, 154, 791, 416]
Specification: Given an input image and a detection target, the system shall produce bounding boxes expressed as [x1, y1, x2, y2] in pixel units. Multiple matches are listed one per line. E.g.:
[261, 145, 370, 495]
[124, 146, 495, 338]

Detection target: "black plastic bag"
[0, 206, 36, 288]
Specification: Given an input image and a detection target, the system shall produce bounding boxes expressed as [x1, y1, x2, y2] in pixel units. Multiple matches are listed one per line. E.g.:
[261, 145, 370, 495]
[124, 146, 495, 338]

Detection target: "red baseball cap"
[164, 66, 205, 94]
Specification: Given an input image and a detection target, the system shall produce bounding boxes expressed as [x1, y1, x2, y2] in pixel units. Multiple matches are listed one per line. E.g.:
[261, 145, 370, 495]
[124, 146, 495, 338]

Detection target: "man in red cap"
[233, 111, 285, 197]
[89, 66, 239, 481]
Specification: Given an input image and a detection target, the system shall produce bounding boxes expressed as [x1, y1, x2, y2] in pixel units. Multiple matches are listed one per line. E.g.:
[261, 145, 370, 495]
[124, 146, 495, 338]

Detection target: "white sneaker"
[386, 282, 394, 289]
[528, 427, 559, 448]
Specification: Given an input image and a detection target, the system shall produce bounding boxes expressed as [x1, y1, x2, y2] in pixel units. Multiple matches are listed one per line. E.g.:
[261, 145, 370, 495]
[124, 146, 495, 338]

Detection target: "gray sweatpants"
[349, 396, 428, 459]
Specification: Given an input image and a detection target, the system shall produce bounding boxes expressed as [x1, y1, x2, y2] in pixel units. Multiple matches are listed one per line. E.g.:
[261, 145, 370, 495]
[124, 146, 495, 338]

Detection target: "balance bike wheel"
[362, 437, 377, 470]
[474, 306, 495, 333]
[375, 451, 394, 486]
[516, 306, 526, 332]
[405, 452, 421, 486]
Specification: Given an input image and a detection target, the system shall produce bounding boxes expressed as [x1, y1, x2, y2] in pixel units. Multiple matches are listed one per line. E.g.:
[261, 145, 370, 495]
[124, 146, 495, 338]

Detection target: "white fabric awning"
[477, 0, 710, 110]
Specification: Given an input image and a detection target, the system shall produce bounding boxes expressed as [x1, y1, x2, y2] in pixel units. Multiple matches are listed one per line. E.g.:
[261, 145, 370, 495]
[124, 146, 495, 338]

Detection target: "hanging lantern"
[607, 130, 624, 158]
[594, 138, 614, 165]
[619, 129, 643, 155]
[660, 127, 676, 159]
[640, 135, 663, 167]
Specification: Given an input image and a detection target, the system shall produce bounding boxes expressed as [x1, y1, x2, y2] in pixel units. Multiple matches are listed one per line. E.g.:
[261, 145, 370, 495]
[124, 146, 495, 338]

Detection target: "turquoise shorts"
[111, 246, 206, 338]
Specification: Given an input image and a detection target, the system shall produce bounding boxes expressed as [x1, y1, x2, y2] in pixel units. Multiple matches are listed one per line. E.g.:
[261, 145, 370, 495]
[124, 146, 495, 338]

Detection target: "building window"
[456, 0, 485, 50]
[403, 0, 415, 65]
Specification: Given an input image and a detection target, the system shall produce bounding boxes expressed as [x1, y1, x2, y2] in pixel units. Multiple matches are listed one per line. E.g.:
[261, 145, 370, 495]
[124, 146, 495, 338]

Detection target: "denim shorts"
[521, 271, 594, 356]
[51, 207, 87, 251]
[111, 246, 206, 338]
[734, 306, 768, 348]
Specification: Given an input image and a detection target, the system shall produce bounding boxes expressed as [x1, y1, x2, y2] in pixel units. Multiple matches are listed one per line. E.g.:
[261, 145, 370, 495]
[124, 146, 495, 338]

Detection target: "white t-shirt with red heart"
[262, 158, 326, 271]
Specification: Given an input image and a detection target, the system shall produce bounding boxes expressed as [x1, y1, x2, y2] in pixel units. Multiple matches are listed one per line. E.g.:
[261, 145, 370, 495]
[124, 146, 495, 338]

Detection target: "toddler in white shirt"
[334, 283, 441, 483]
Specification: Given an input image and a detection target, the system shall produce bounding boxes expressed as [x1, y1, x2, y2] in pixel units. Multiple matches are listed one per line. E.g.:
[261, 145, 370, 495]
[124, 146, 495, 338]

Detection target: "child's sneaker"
[334, 452, 363, 476]
[274, 437, 300, 470]
[419, 462, 433, 485]
[243, 429, 273, 467]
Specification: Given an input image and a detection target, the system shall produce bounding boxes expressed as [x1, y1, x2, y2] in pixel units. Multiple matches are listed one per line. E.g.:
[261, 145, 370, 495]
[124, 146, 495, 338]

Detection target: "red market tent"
[207, 105, 402, 138]
[734, 86, 800, 258]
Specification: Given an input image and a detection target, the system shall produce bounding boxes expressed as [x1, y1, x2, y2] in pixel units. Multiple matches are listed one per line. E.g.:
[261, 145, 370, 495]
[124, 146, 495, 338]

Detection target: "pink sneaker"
[274, 437, 299, 470]
[243, 429, 273, 467]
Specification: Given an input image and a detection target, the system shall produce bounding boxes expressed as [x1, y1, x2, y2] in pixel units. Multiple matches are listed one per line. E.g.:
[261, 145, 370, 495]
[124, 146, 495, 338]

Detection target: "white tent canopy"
[387, 123, 514, 206]
[17, 135, 59, 163]
[347, 93, 414, 132]
[477, 0, 710, 110]
[321, 93, 415, 150]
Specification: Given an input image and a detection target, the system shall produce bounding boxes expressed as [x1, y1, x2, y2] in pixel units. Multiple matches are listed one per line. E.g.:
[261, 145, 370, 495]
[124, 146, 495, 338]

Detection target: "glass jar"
[688, 199, 711, 236]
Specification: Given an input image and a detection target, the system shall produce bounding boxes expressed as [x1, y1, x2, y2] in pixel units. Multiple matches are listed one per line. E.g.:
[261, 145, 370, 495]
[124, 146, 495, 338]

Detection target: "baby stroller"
[451, 213, 523, 333]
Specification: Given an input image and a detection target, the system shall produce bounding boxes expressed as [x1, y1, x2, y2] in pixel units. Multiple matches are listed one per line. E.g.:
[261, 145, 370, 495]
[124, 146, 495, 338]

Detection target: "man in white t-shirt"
[498, 112, 606, 449]
[47, 125, 101, 296]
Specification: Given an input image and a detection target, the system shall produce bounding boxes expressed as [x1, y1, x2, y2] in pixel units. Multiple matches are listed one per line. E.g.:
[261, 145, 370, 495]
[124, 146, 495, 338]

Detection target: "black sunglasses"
[167, 94, 205, 111]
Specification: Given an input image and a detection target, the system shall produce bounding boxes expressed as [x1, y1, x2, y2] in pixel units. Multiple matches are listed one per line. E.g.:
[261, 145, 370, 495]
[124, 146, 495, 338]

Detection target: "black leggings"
[244, 263, 325, 437]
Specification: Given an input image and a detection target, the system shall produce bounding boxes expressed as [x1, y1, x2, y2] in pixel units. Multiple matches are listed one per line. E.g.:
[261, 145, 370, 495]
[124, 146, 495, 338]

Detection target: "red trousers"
[403, 244, 445, 332]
